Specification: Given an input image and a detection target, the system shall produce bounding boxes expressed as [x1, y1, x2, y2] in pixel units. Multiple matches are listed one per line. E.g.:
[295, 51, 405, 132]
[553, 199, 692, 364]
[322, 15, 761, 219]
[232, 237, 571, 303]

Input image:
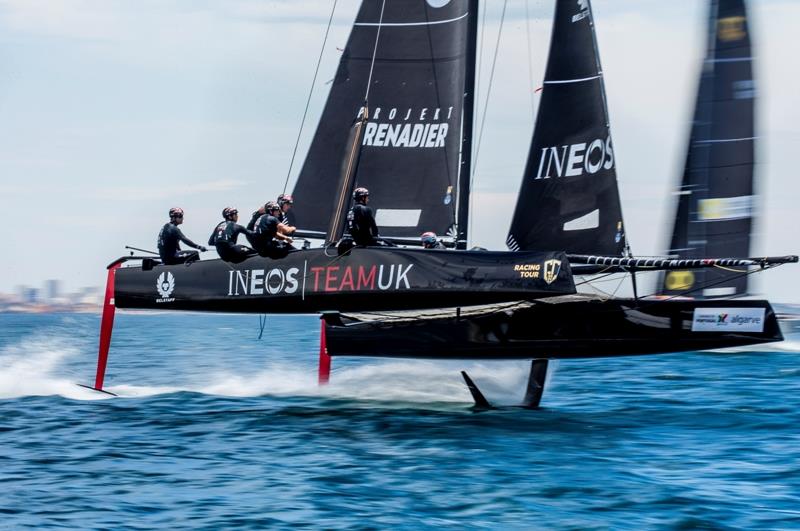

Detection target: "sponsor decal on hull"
[543, 259, 562, 285]
[691, 307, 765, 333]
[226, 263, 415, 297]
[155, 272, 175, 303]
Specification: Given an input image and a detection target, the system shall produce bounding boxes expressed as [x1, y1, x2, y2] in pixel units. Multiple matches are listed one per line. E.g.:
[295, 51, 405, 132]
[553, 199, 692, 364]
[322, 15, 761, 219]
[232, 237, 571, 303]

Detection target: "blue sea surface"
[1, 312, 799, 529]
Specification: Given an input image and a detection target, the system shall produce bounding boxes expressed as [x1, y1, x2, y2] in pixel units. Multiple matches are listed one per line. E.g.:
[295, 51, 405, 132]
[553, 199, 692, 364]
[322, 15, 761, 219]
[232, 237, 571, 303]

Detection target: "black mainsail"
[291, 0, 477, 242]
[506, 0, 626, 256]
[659, 0, 755, 299]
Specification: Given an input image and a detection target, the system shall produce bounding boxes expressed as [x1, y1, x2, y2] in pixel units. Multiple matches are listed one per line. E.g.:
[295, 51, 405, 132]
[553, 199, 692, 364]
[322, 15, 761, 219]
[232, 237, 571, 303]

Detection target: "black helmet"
[278, 194, 294, 206]
[265, 201, 281, 213]
[169, 207, 184, 219]
[222, 207, 238, 220]
[353, 187, 369, 201]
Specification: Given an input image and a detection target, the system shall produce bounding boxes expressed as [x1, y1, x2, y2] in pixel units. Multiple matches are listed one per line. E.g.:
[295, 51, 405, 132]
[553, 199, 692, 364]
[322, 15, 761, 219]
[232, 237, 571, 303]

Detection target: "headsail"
[659, 0, 755, 299]
[291, 0, 478, 241]
[506, 0, 626, 256]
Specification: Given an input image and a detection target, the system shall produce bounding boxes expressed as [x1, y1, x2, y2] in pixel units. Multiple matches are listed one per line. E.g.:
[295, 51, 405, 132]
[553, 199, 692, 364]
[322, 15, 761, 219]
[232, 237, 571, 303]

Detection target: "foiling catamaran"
[88, 0, 796, 407]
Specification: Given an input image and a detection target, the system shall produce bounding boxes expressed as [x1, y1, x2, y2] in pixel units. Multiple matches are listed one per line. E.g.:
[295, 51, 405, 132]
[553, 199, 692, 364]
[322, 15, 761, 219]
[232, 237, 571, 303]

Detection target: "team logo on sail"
[543, 259, 561, 285]
[535, 137, 614, 179]
[156, 272, 175, 302]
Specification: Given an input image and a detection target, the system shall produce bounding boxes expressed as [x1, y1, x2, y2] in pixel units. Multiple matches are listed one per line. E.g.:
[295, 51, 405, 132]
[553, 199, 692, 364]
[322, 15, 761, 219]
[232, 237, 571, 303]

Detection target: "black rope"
[282, 0, 339, 194]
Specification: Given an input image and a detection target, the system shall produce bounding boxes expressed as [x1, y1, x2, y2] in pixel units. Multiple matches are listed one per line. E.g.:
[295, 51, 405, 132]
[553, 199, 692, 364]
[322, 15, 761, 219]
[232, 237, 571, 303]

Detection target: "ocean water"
[1, 312, 799, 529]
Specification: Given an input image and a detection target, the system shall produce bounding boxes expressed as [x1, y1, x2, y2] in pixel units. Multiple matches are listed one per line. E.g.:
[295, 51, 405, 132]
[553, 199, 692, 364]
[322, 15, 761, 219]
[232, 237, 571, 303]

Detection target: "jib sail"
[506, 0, 626, 256]
[291, 0, 477, 241]
[659, 0, 755, 299]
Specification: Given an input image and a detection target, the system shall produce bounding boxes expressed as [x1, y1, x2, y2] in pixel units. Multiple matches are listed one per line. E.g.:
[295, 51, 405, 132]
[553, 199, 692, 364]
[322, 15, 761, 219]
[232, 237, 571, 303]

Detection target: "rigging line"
[364, 0, 388, 103]
[422, 2, 454, 197]
[626, 263, 782, 313]
[713, 264, 749, 273]
[469, 0, 507, 238]
[474, 0, 488, 136]
[471, 0, 507, 181]
[525, 0, 535, 120]
[282, 0, 339, 195]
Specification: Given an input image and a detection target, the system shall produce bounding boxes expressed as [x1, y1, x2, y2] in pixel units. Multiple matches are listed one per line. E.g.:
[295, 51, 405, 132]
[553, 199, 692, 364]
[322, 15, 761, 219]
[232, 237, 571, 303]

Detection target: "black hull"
[114, 248, 575, 314]
[323, 296, 783, 359]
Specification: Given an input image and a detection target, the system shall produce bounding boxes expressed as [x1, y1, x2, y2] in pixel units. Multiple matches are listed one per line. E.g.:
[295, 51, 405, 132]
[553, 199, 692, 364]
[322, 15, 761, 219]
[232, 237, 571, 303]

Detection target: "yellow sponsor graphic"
[543, 259, 562, 285]
[718, 16, 746, 42]
[514, 263, 541, 279]
[665, 270, 695, 291]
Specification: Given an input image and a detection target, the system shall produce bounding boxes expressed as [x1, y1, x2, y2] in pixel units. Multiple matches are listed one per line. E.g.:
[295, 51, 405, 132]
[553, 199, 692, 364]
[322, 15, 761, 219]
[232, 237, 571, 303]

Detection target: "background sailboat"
[658, 0, 756, 299]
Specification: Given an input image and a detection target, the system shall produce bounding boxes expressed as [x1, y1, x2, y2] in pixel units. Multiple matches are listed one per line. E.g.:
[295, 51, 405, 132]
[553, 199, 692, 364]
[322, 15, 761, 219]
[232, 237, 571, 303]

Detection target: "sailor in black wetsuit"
[251, 202, 295, 259]
[277, 194, 296, 230]
[208, 207, 255, 264]
[157, 207, 207, 265]
[347, 187, 380, 246]
[421, 232, 445, 249]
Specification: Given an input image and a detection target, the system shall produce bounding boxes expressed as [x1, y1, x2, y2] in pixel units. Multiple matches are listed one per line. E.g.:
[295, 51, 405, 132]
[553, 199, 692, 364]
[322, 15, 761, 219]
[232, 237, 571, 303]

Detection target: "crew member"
[209, 207, 255, 264]
[252, 202, 295, 259]
[421, 231, 445, 249]
[277, 194, 296, 230]
[157, 207, 207, 265]
[347, 187, 380, 246]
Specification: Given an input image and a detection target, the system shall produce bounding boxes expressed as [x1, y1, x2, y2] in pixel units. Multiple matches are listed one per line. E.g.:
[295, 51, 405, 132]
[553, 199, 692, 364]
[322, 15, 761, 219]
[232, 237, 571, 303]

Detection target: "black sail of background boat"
[88, 0, 797, 406]
[658, 0, 756, 300]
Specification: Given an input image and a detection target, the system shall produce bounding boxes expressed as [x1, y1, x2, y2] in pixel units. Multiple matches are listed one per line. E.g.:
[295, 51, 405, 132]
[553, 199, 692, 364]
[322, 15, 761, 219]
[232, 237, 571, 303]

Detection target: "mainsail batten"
[291, 0, 477, 240]
[659, 0, 755, 299]
[507, 0, 626, 256]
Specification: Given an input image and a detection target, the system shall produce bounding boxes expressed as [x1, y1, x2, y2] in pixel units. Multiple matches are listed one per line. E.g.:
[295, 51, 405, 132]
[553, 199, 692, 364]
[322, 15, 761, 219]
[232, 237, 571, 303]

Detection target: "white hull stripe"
[355, 12, 469, 27]
[695, 136, 757, 144]
[544, 74, 602, 85]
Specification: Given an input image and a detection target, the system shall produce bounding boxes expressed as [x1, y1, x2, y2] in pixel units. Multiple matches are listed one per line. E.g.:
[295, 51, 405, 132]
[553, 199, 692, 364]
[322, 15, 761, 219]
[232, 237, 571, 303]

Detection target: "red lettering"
[339, 266, 355, 291]
[357, 265, 376, 290]
[325, 266, 340, 292]
[310, 267, 325, 292]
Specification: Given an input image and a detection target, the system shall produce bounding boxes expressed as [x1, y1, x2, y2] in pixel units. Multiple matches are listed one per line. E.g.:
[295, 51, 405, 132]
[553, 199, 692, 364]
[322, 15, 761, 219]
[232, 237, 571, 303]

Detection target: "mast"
[455, 0, 479, 250]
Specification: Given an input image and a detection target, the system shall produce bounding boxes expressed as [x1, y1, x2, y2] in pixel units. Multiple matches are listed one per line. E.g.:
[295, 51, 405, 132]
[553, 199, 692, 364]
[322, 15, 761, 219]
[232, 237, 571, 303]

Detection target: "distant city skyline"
[0, 1, 798, 300]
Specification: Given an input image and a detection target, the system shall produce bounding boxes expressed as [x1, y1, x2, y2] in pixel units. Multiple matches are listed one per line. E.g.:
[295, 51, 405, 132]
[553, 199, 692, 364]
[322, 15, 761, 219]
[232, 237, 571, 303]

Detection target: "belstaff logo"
[156, 272, 175, 302]
[543, 259, 562, 285]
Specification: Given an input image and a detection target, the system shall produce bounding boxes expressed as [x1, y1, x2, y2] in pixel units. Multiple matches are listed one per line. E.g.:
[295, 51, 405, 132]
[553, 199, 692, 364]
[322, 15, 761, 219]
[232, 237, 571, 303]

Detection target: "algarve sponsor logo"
[691, 307, 765, 333]
[360, 106, 455, 149]
[156, 271, 175, 303]
[535, 137, 614, 179]
[572, 0, 590, 23]
[543, 259, 562, 285]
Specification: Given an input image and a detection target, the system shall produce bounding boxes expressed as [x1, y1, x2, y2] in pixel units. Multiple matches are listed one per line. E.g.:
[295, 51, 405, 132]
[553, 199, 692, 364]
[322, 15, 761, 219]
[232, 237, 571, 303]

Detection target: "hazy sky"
[0, 0, 798, 300]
